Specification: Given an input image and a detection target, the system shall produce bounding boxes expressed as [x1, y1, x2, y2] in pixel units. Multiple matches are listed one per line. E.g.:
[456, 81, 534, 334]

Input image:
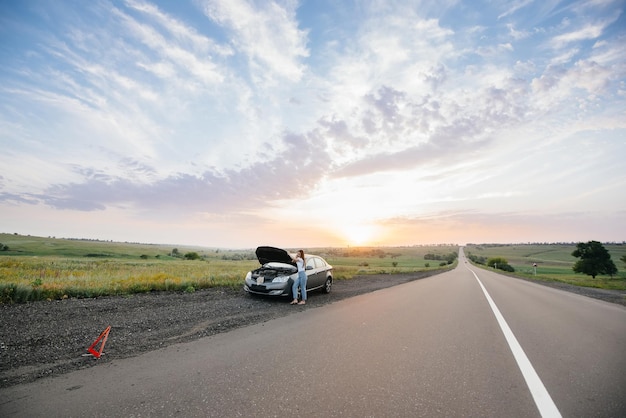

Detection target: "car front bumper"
[243, 278, 294, 297]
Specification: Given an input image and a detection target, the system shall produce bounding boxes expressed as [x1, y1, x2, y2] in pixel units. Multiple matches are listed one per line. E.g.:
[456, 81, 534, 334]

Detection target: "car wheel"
[323, 277, 332, 293]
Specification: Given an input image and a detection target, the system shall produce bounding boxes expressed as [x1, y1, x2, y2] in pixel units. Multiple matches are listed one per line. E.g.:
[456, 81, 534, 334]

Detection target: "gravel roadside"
[1, 269, 624, 389]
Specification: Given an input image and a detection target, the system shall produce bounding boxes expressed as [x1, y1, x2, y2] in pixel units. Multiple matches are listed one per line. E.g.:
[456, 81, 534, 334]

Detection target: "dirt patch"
[1, 270, 623, 388]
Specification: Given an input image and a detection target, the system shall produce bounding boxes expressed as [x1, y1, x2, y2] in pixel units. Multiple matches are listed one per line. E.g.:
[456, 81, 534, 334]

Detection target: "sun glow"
[341, 223, 378, 246]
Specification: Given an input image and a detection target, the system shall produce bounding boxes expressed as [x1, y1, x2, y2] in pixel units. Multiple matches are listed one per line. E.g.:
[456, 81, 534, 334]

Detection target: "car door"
[314, 257, 329, 288]
[305, 256, 321, 289]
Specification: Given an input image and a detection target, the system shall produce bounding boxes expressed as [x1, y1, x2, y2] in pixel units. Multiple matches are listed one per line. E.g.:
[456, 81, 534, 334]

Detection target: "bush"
[0, 284, 37, 303]
[487, 257, 505, 267]
[467, 254, 486, 264]
[487, 257, 514, 272]
[500, 264, 515, 272]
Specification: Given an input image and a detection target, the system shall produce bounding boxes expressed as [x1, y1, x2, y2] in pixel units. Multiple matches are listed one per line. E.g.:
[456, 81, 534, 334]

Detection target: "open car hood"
[255, 246, 294, 265]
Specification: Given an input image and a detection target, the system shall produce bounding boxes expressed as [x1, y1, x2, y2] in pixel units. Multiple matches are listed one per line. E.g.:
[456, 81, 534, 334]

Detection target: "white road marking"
[468, 267, 562, 418]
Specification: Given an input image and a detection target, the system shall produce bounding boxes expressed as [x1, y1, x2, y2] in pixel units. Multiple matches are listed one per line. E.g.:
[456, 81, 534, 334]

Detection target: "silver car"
[243, 246, 333, 298]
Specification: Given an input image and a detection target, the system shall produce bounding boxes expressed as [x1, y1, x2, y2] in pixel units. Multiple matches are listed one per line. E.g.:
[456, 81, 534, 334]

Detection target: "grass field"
[464, 243, 626, 291]
[0, 233, 457, 303]
[4, 234, 622, 302]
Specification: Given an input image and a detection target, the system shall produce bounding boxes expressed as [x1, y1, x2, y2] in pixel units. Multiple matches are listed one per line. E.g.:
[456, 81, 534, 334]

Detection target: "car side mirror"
[306, 265, 313, 270]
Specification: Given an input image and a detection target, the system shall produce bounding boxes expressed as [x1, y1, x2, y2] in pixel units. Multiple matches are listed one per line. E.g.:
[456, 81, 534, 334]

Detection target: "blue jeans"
[292, 270, 307, 300]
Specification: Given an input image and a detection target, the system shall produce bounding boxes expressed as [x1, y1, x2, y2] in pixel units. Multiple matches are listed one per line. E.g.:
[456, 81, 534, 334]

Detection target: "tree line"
[424, 252, 458, 265]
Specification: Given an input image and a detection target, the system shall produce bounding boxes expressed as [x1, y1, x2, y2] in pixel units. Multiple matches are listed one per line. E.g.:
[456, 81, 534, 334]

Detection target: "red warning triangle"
[88, 326, 111, 359]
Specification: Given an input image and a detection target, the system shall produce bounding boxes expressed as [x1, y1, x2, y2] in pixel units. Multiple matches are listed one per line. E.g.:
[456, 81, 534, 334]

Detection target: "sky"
[1, 0, 625, 249]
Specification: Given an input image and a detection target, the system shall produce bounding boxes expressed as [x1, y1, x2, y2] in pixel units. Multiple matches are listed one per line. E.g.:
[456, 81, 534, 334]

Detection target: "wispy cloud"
[497, 0, 535, 20]
[198, 0, 309, 85]
[550, 22, 607, 48]
[113, 3, 229, 86]
[125, 0, 232, 56]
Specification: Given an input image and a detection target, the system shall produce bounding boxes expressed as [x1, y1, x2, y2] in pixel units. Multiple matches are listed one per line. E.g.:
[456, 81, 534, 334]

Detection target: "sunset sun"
[342, 224, 377, 246]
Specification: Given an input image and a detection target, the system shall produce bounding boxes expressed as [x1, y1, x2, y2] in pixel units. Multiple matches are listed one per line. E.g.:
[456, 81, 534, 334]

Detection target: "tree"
[621, 254, 626, 268]
[184, 252, 200, 260]
[572, 241, 617, 279]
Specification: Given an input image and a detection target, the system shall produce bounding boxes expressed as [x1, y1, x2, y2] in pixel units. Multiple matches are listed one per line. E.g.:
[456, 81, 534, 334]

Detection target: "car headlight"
[272, 276, 290, 283]
[245, 271, 251, 281]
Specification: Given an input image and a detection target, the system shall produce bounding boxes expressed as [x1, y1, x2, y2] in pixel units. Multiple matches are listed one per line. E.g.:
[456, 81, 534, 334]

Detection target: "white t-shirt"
[295, 257, 305, 272]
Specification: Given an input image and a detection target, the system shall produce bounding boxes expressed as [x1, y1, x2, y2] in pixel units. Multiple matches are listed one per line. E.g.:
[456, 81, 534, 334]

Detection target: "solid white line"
[468, 268, 562, 418]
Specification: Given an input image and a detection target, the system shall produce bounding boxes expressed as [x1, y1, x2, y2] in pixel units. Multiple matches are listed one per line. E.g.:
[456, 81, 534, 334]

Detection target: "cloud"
[125, 0, 232, 56]
[199, 0, 309, 84]
[475, 42, 514, 57]
[530, 58, 614, 110]
[497, 0, 534, 20]
[113, 3, 229, 86]
[0, 192, 40, 206]
[548, 9, 622, 50]
[330, 120, 492, 179]
[1, 0, 299, 177]
[322, 63, 529, 177]
[550, 23, 606, 48]
[6, 129, 333, 214]
[506, 23, 532, 41]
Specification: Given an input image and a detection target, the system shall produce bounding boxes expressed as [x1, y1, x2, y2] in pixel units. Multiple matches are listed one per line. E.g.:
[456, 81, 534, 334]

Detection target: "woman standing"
[291, 250, 307, 305]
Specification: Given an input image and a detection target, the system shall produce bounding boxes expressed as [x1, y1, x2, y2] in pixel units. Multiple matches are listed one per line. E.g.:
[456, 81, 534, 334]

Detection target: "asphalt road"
[2, 251, 625, 417]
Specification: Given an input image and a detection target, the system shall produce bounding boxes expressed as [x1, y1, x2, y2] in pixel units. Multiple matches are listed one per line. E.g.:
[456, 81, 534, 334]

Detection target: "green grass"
[5, 234, 623, 301]
[0, 233, 214, 258]
[322, 246, 457, 279]
[464, 243, 626, 291]
[0, 256, 260, 303]
[0, 234, 456, 303]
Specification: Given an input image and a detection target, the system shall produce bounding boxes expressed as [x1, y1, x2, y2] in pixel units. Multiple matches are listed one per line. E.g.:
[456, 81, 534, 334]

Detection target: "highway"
[2, 250, 625, 417]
